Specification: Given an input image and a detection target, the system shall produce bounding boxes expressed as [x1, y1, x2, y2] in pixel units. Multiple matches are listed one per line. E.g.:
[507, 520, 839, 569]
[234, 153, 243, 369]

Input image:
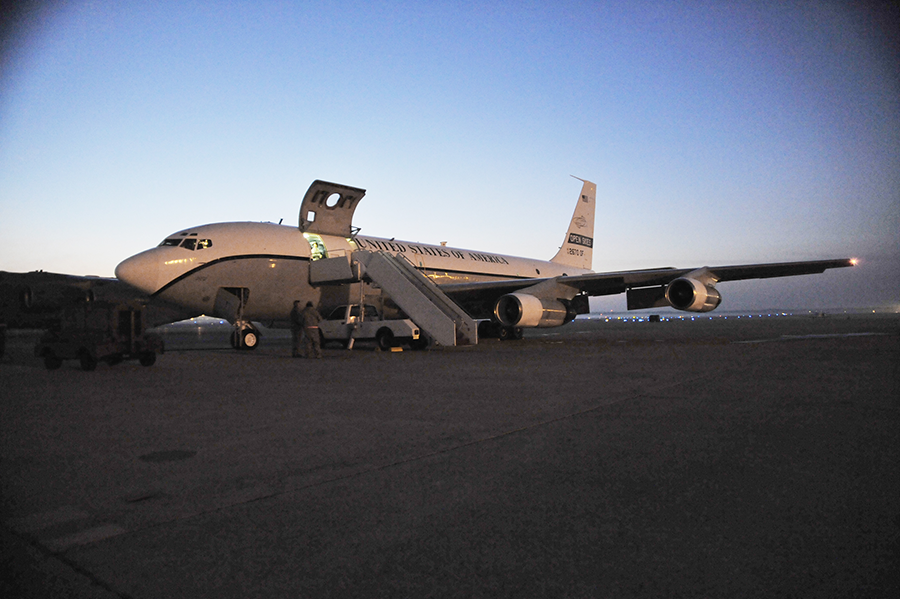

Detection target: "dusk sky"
[2, 1, 898, 310]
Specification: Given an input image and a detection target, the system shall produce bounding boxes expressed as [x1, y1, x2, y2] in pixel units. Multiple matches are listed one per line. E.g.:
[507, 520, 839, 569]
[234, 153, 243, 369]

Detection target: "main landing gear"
[497, 326, 524, 341]
[477, 321, 523, 341]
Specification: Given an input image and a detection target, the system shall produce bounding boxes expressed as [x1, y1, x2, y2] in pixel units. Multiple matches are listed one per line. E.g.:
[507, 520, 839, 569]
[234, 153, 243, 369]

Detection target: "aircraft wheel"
[79, 350, 97, 371]
[499, 326, 522, 341]
[139, 352, 156, 367]
[43, 353, 62, 370]
[241, 328, 259, 350]
[233, 327, 260, 350]
[376, 328, 395, 350]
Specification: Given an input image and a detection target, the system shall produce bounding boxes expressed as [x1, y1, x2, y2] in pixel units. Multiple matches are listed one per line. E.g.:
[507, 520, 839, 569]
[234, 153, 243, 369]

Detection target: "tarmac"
[1, 313, 898, 598]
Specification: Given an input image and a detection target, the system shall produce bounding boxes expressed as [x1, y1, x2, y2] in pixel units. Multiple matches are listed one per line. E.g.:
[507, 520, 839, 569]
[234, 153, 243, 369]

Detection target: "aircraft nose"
[115, 250, 161, 295]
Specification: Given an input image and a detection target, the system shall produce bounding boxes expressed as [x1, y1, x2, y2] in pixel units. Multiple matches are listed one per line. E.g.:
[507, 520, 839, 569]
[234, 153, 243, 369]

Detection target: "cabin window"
[197, 239, 212, 250]
[160, 238, 181, 247]
[181, 239, 197, 250]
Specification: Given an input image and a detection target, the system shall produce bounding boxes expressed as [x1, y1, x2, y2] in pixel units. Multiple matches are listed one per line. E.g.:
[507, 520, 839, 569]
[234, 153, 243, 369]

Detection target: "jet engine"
[664, 277, 721, 312]
[493, 293, 574, 328]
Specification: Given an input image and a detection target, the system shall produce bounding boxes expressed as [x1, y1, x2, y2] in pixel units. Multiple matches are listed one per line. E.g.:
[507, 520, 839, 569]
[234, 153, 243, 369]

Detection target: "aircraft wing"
[439, 258, 855, 319]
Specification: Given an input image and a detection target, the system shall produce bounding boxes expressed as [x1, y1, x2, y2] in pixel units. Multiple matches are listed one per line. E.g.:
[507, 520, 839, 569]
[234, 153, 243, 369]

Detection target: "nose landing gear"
[231, 322, 261, 350]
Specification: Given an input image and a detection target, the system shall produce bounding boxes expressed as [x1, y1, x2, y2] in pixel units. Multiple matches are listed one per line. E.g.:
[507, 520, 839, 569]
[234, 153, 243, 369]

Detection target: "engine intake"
[665, 278, 721, 312]
[494, 293, 573, 328]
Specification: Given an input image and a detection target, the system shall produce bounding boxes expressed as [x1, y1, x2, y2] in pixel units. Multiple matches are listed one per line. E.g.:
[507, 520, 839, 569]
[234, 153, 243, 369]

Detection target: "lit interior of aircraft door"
[303, 233, 328, 261]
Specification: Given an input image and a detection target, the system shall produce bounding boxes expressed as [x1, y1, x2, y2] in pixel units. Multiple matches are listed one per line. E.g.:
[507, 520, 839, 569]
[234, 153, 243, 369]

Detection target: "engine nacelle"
[494, 293, 571, 328]
[664, 277, 721, 312]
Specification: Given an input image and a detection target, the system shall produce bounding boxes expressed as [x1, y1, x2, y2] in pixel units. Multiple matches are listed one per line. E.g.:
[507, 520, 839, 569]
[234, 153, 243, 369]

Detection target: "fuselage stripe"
[152, 253, 536, 297]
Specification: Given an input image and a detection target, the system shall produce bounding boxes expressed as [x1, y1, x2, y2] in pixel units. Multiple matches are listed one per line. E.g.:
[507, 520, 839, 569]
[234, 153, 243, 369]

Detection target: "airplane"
[0, 270, 191, 331]
[113, 178, 855, 349]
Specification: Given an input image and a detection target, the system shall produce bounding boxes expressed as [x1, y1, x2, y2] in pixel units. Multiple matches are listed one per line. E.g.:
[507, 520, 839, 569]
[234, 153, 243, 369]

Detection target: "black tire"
[499, 326, 523, 341]
[139, 352, 156, 367]
[240, 328, 259, 350]
[44, 354, 62, 370]
[376, 328, 395, 350]
[79, 350, 97, 371]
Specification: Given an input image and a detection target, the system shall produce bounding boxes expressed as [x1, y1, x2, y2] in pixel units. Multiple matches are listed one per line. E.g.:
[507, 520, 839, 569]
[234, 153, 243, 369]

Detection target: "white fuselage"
[115, 221, 591, 325]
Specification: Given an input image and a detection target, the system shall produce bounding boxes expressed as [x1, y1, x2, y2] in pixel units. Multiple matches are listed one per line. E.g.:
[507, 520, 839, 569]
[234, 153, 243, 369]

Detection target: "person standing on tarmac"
[299, 301, 323, 359]
[290, 300, 304, 357]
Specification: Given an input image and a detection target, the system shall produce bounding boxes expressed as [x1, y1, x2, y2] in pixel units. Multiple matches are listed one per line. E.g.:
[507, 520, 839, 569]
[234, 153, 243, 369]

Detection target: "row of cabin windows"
[159, 231, 348, 257]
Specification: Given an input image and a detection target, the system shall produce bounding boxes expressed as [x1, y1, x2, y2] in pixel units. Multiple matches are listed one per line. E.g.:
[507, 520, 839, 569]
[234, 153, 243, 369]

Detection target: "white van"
[319, 304, 426, 350]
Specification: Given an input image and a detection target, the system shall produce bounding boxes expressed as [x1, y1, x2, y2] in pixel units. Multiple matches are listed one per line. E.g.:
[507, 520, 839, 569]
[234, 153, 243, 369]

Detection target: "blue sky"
[1, 1, 897, 309]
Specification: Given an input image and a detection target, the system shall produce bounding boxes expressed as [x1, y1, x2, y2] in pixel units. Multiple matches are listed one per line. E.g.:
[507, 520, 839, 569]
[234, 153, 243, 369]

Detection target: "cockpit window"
[159, 238, 213, 250]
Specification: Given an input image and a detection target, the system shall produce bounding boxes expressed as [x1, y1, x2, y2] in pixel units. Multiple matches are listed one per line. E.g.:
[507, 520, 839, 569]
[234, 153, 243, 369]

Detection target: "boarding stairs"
[353, 250, 477, 347]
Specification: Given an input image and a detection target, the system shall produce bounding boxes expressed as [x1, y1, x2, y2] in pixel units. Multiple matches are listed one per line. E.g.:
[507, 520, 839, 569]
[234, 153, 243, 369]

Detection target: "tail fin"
[550, 177, 595, 270]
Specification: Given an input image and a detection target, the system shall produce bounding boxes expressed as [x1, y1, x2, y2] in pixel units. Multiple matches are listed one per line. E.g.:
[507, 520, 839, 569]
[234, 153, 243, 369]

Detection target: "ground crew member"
[290, 300, 304, 357]
[299, 301, 323, 359]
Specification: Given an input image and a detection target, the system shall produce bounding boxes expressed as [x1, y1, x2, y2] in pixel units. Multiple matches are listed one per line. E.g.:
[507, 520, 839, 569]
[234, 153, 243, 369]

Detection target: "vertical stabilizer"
[550, 178, 595, 270]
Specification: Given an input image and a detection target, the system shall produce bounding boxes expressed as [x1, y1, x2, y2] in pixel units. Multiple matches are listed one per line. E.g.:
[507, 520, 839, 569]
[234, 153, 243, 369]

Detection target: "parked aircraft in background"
[0, 270, 190, 331]
[113, 178, 855, 349]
